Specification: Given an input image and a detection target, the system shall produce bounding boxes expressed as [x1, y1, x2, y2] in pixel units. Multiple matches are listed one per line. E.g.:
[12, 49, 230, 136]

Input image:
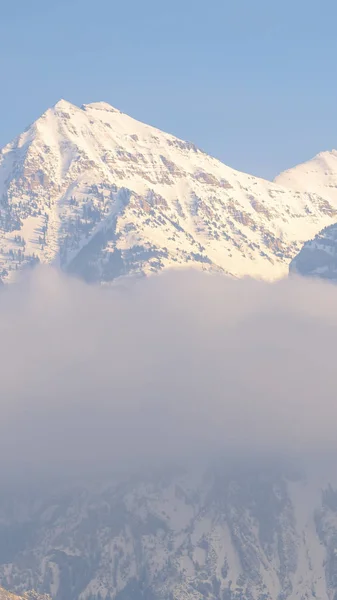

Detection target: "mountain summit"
[1, 100, 337, 283]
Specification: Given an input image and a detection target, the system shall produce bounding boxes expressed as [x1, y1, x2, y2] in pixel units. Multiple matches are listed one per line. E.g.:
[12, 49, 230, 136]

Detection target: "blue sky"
[1, 0, 336, 179]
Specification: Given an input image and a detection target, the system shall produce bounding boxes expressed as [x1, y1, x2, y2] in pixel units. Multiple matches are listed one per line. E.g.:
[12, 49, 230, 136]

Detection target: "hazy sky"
[1, 0, 337, 179]
[1, 267, 337, 488]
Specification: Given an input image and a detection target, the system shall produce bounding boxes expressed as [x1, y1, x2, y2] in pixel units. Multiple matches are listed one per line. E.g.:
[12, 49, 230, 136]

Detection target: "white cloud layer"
[1, 267, 337, 486]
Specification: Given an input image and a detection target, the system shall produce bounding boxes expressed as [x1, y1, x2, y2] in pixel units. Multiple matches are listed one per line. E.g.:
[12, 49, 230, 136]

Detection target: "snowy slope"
[1, 100, 337, 283]
[1, 466, 337, 600]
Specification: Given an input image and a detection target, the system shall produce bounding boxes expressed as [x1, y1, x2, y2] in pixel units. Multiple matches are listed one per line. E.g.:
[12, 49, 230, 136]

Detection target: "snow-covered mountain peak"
[275, 149, 337, 202]
[52, 98, 78, 112]
[1, 99, 337, 283]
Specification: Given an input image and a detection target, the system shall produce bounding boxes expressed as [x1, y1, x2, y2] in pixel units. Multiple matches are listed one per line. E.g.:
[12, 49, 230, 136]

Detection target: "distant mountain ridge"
[1, 99, 337, 283]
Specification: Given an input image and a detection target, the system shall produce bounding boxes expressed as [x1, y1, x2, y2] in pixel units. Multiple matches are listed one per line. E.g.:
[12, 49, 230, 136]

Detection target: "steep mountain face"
[1, 100, 337, 283]
[0, 466, 337, 600]
[274, 151, 337, 279]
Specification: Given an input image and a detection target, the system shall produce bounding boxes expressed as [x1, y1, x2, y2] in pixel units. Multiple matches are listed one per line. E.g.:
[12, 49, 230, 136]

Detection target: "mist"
[1, 266, 337, 488]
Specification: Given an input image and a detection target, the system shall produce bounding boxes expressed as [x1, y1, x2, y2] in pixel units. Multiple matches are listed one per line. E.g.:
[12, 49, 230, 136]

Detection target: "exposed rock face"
[0, 587, 50, 600]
